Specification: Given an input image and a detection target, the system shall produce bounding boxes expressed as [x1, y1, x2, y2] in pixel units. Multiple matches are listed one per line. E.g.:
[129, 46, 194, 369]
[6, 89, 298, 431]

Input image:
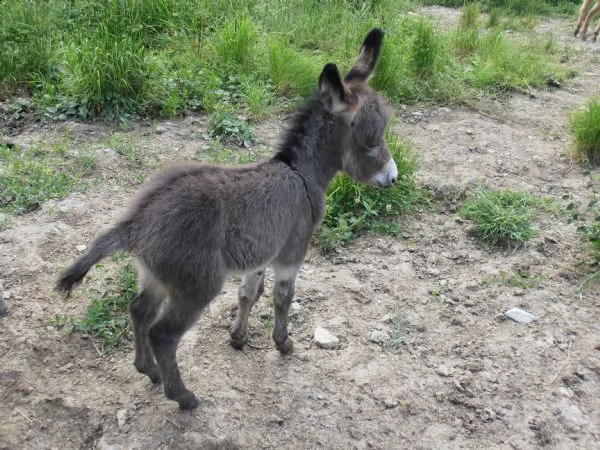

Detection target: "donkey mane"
[272, 95, 332, 170]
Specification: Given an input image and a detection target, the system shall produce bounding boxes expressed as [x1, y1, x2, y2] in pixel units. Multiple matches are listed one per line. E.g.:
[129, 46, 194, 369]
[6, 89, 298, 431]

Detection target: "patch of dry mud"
[2, 11, 600, 450]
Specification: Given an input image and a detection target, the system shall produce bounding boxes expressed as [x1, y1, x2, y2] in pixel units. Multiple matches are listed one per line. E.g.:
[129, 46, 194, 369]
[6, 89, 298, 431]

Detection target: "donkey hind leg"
[149, 287, 217, 410]
[271, 264, 300, 354]
[575, 1, 591, 36]
[230, 268, 266, 350]
[129, 287, 163, 384]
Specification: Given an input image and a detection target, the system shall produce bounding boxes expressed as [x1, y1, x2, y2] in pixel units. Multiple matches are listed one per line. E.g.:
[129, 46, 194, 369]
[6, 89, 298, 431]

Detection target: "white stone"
[314, 326, 339, 349]
[370, 330, 390, 344]
[505, 307, 537, 324]
[116, 409, 129, 428]
[76, 244, 87, 252]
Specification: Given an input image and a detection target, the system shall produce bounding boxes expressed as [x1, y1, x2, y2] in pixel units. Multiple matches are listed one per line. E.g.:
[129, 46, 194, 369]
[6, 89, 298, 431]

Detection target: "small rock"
[96, 435, 123, 450]
[116, 409, 129, 428]
[384, 397, 397, 409]
[466, 129, 474, 135]
[505, 307, 537, 324]
[436, 365, 454, 377]
[370, 330, 390, 344]
[291, 301, 301, 311]
[2, 290, 11, 299]
[314, 326, 339, 349]
[155, 125, 167, 134]
[76, 244, 87, 252]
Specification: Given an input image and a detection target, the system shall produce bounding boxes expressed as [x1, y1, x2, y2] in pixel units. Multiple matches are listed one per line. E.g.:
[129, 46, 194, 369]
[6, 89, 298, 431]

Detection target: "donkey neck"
[273, 97, 347, 192]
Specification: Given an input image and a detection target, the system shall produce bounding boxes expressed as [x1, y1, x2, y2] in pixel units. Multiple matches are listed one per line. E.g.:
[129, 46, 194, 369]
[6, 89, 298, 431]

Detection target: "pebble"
[116, 409, 129, 428]
[505, 307, 537, 324]
[96, 435, 122, 450]
[76, 245, 87, 252]
[314, 326, 339, 349]
[370, 330, 390, 344]
[3, 290, 11, 299]
[436, 365, 455, 377]
[291, 301, 301, 311]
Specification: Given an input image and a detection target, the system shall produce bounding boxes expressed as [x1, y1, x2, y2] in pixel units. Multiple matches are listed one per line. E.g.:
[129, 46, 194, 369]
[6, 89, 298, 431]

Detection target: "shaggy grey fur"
[56, 28, 396, 410]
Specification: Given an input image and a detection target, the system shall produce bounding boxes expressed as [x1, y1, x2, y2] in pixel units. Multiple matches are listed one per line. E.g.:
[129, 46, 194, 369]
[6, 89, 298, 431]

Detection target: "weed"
[383, 313, 415, 349]
[0, 141, 93, 214]
[314, 126, 419, 253]
[569, 97, 600, 166]
[208, 110, 253, 148]
[106, 133, 144, 165]
[53, 259, 137, 350]
[459, 187, 547, 248]
[485, 268, 544, 289]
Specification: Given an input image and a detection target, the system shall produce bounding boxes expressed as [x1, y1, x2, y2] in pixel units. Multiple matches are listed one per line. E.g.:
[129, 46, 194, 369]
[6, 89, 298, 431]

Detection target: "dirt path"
[1, 11, 599, 450]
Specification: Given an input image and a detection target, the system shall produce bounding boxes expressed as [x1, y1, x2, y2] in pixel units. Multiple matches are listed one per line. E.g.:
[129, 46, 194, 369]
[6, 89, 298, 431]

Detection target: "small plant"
[314, 126, 419, 253]
[459, 187, 546, 248]
[569, 97, 600, 166]
[486, 268, 544, 289]
[106, 133, 144, 165]
[383, 313, 415, 349]
[53, 258, 138, 350]
[208, 110, 253, 147]
[0, 141, 94, 214]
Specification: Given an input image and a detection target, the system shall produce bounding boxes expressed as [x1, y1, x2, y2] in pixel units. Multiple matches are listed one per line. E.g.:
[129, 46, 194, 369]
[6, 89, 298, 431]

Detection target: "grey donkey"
[56, 28, 398, 410]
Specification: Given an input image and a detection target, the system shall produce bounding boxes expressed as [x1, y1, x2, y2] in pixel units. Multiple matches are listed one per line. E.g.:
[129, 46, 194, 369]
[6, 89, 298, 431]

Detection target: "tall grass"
[0, 0, 573, 119]
[569, 97, 600, 166]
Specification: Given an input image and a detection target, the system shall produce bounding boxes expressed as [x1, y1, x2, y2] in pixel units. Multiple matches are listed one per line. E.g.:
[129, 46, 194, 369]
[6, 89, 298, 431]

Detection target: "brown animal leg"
[230, 269, 265, 350]
[129, 289, 163, 383]
[271, 265, 299, 354]
[581, 3, 600, 41]
[576, 0, 594, 37]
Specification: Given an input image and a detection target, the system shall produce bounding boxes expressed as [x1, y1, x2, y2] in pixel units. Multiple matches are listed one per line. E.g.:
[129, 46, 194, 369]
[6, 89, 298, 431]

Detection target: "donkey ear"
[319, 63, 357, 115]
[344, 28, 385, 85]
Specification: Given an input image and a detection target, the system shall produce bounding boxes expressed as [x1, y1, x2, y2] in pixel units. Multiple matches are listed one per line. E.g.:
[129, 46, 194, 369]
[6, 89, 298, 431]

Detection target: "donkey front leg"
[230, 268, 266, 349]
[271, 264, 300, 354]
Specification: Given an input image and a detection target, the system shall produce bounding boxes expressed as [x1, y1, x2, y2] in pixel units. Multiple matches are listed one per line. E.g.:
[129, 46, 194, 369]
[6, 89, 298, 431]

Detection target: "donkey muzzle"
[371, 158, 398, 188]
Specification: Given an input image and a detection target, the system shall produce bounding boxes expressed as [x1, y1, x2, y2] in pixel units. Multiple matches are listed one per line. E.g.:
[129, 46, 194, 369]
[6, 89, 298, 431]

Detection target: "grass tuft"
[459, 187, 546, 248]
[569, 97, 600, 166]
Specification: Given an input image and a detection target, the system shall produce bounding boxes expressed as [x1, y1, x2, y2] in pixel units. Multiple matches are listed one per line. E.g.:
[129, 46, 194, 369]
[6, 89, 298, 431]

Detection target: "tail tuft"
[56, 225, 128, 296]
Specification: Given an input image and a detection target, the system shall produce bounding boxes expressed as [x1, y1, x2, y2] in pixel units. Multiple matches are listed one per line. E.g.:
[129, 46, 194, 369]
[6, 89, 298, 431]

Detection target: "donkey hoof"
[276, 337, 294, 354]
[229, 335, 247, 350]
[176, 391, 201, 410]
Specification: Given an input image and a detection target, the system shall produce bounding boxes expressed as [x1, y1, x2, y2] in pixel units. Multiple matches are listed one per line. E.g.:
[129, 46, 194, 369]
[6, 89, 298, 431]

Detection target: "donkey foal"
[56, 28, 397, 410]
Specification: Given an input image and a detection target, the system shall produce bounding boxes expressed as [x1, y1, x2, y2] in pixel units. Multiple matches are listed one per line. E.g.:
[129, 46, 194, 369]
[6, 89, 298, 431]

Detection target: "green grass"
[314, 125, 420, 253]
[459, 187, 553, 248]
[0, 0, 573, 120]
[53, 256, 138, 350]
[485, 268, 544, 289]
[0, 141, 95, 214]
[569, 97, 600, 166]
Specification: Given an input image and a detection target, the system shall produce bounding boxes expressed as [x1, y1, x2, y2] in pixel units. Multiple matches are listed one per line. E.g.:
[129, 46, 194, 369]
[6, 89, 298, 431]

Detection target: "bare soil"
[1, 10, 600, 450]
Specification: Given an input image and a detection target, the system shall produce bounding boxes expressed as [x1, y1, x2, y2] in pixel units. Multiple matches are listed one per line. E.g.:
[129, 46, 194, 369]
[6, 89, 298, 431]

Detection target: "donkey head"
[319, 28, 397, 188]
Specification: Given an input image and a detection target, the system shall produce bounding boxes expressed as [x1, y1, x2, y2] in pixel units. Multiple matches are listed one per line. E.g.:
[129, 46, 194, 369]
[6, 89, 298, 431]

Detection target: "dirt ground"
[1, 9, 600, 450]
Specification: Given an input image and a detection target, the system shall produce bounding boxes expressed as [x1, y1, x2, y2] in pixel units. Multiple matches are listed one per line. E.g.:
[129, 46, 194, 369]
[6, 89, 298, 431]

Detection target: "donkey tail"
[56, 223, 129, 295]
